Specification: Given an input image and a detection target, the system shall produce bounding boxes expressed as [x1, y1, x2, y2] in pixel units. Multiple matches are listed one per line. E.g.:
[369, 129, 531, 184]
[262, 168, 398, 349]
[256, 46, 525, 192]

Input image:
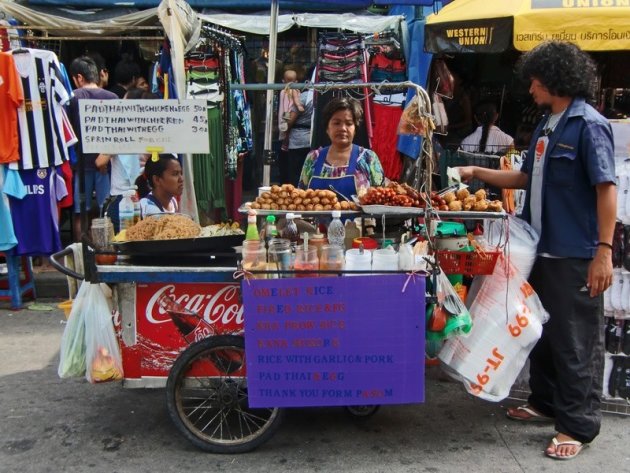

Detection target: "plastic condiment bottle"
[327, 210, 346, 249]
[264, 215, 278, 245]
[309, 230, 328, 259]
[245, 210, 260, 241]
[119, 190, 135, 231]
[282, 213, 300, 249]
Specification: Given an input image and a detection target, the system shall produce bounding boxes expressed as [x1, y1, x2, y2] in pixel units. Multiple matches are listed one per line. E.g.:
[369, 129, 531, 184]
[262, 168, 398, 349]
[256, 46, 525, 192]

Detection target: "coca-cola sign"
[142, 283, 243, 328]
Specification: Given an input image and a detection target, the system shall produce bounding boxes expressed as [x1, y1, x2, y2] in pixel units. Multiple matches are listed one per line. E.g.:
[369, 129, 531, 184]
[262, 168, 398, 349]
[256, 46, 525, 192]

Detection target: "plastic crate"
[439, 149, 501, 192]
[435, 250, 501, 276]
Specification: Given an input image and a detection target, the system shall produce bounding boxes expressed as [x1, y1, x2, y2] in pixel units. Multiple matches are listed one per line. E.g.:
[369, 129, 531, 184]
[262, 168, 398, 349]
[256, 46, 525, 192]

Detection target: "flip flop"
[545, 436, 587, 460]
[506, 405, 554, 423]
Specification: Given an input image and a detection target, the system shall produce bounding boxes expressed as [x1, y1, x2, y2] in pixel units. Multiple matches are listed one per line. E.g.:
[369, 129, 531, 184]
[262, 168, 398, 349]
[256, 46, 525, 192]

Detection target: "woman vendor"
[299, 97, 385, 199]
[135, 154, 184, 217]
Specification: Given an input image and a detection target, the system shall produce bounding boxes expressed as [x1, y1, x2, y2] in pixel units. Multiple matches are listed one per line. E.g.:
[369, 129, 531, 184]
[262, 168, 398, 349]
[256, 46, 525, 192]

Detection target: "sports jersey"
[10, 48, 71, 170]
[0, 52, 24, 164]
[0, 165, 25, 251]
[8, 167, 67, 256]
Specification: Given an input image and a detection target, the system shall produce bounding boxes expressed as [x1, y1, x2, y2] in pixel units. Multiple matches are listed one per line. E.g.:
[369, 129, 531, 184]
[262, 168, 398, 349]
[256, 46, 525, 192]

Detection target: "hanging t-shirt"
[0, 52, 24, 164]
[0, 165, 26, 251]
[10, 48, 70, 170]
[8, 167, 67, 256]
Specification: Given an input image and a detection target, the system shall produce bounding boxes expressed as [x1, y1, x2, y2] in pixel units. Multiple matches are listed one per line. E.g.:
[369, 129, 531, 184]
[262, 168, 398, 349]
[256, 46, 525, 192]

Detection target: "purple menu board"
[242, 275, 425, 408]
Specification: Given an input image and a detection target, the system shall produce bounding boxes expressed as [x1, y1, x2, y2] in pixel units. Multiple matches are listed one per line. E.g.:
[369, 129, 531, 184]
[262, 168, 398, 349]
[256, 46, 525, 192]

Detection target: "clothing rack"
[199, 24, 244, 53]
[229, 80, 434, 193]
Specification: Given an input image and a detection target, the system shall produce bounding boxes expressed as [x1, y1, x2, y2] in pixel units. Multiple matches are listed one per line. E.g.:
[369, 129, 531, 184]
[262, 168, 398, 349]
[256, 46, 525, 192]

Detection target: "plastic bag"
[438, 255, 549, 401]
[433, 59, 454, 98]
[58, 281, 90, 378]
[431, 93, 448, 135]
[426, 270, 472, 341]
[398, 90, 432, 137]
[83, 283, 123, 384]
[485, 215, 539, 279]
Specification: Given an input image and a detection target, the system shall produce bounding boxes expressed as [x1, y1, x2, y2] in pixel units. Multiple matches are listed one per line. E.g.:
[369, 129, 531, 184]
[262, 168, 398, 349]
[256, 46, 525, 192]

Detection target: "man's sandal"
[506, 405, 554, 422]
[545, 436, 587, 460]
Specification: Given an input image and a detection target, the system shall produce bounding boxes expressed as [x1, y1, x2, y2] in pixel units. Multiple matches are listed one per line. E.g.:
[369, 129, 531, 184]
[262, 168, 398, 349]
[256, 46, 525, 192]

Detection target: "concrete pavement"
[1, 293, 628, 473]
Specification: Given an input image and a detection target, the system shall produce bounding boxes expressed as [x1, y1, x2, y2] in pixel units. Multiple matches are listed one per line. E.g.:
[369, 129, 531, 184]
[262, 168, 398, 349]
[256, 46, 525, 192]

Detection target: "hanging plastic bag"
[426, 269, 472, 341]
[438, 255, 549, 401]
[58, 281, 90, 378]
[398, 88, 433, 137]
[485, 215, 539, 279]
[83, 283, 123, 384]
[431, 93, 449, 135]
[433, 59, 454, 98]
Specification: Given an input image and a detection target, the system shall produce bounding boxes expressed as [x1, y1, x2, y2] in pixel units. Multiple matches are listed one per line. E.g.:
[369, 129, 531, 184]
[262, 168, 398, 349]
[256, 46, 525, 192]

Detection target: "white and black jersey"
[10, 48, 70, 170]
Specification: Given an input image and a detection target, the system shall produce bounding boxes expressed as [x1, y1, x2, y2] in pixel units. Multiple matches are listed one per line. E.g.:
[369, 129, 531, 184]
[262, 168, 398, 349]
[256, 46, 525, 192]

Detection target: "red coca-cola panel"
[122, 283, 243, 380]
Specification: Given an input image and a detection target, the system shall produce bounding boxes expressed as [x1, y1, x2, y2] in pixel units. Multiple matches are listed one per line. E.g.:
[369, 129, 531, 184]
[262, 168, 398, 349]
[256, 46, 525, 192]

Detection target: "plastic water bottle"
[327, 210, 346, 249]
[119, 190, 135, 231]
[245, 210, 260, 241]
[131, 186, 141, 224]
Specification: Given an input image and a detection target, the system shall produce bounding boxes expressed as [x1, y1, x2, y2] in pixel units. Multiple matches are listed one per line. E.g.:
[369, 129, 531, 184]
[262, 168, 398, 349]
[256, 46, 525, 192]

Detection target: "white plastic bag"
[485, 215, 539, 279]
[438, 255, 549, 401]
[58, 281, 90, 378]
[83, 283, 123, 384]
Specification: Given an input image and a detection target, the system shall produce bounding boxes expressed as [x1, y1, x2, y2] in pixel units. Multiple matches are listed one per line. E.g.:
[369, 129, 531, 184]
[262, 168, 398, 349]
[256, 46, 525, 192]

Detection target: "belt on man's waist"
[292, 124, 310, 130]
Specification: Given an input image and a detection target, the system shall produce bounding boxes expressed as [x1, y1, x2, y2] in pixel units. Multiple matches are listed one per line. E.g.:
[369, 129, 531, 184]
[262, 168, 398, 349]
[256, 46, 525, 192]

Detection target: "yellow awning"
[425, 0, 630, 53]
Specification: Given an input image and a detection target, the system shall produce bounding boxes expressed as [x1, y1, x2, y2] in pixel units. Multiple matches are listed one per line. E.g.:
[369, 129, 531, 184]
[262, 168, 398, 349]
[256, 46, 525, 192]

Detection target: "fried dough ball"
[488, 200, 504, 212]
[333, 202, 342, 210]
[306, 204, 314, 211]
[305, 189, 315, 198]
[251, 202, 261, 209]
[270, 185, 281, 193]
[261, 191, 271, 200]
[448, 200, 463, 211]
[456, 188, 470, 201]
[473, 200, 489, 211]
[311, 197, 320, 205]
[443, 192, 457, 204]
[261, 203, 271, 210]
[474, 189, 487, 201]
[340, 201, 350, 210]
[281, 184, 295, 192]
[314, 204, 324, 211]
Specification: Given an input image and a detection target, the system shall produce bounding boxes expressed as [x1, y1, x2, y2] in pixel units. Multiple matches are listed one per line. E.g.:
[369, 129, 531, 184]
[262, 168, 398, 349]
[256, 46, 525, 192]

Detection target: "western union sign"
[445, 27, 494, 46]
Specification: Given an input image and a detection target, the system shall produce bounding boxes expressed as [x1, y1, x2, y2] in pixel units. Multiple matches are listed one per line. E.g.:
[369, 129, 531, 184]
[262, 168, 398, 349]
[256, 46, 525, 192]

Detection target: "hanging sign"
[78, 99, 209, 154]
[242, 275, 426, 408]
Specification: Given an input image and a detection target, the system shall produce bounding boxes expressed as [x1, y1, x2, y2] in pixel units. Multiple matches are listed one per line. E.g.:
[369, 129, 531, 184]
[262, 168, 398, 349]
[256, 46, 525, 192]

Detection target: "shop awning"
[425, 0, 630, 53]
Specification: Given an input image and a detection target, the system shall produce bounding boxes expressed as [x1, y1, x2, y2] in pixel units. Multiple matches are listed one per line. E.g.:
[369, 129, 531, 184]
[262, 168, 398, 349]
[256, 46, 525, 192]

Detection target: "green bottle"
[245, 210, 260, 241]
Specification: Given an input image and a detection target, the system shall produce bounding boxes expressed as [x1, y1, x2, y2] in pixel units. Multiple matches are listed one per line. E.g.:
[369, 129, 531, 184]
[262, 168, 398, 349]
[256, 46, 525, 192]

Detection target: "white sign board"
[78, 99, 210, 154]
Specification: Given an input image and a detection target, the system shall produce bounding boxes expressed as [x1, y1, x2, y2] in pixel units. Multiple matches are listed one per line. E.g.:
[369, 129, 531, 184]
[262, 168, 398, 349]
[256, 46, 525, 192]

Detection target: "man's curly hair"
[516, 41, 597, 100]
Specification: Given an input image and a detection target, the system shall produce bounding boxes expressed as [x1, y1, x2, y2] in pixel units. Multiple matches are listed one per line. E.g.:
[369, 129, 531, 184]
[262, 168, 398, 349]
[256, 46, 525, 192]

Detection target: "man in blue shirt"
[457, 41, 616, 460]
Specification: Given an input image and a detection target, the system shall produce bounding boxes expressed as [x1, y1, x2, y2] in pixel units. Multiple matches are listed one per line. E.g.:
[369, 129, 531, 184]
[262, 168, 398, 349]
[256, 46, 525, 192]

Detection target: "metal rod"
[231, 80, 419, 92]
[0, 25, 163, 30]
[6, 35, 164, 41]
[262, 0, 279, 188]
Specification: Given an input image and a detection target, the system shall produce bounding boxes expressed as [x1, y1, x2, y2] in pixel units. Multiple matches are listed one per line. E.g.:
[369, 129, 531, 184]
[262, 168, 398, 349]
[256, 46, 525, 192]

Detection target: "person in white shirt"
[135, 154, 183, 217]
[460, 101, 514, 155]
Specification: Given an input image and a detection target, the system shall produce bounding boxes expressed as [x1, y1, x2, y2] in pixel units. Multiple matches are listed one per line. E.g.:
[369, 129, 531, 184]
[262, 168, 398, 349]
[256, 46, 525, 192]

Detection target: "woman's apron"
[307, 145, 359, 200]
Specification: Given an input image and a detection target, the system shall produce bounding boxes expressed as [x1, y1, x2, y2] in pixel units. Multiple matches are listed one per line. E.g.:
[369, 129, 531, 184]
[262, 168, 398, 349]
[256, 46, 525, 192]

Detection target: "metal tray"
[238, 205, 360, 217]
[113, 234, 245, 254]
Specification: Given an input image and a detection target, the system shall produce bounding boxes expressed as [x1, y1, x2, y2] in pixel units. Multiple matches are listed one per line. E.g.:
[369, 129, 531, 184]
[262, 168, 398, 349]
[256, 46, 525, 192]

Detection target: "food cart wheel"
[344, 405, 381, 418]
[166, 335, 284, 453]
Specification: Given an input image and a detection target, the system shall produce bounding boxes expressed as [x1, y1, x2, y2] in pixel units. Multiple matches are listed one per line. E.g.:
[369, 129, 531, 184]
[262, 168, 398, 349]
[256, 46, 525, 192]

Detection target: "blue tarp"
[27, 1, 435, 9]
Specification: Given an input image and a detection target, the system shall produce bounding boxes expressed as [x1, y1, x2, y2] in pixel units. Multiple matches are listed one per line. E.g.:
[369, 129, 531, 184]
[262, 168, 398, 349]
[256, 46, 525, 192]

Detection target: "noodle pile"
[126, 214, 201, 241]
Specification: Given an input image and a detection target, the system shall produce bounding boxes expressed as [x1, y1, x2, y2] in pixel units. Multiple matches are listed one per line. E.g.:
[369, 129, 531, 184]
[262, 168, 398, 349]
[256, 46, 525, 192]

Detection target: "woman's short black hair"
[516, 41, 597, 100]
[124, 87, 158, 100]
[322, 97, 363, 128]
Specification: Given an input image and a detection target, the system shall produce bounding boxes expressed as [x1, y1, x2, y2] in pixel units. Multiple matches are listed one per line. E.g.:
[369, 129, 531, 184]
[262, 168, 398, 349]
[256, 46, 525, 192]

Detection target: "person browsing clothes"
[456, 41, 616, 461]
[460, 101, 514, 154]
[298, 97, 385, 199]
[135, 154, 184, 217]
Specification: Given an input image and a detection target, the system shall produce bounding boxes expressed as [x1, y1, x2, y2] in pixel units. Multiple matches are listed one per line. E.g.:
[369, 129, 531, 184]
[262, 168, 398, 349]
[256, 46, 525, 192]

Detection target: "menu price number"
[469, 347, 504, 394]
[509, 306, 530, 338]
[191, 125, 208, 133]
[192, 115, 208, 124]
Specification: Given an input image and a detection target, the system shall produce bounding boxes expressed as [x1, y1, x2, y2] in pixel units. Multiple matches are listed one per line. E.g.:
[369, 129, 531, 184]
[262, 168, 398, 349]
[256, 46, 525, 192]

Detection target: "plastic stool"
[0, 250, 36, 309]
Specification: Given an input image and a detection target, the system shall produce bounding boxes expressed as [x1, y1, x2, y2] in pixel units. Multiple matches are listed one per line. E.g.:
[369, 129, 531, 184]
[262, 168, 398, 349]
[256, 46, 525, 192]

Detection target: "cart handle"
[50, 247, 84, 281]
